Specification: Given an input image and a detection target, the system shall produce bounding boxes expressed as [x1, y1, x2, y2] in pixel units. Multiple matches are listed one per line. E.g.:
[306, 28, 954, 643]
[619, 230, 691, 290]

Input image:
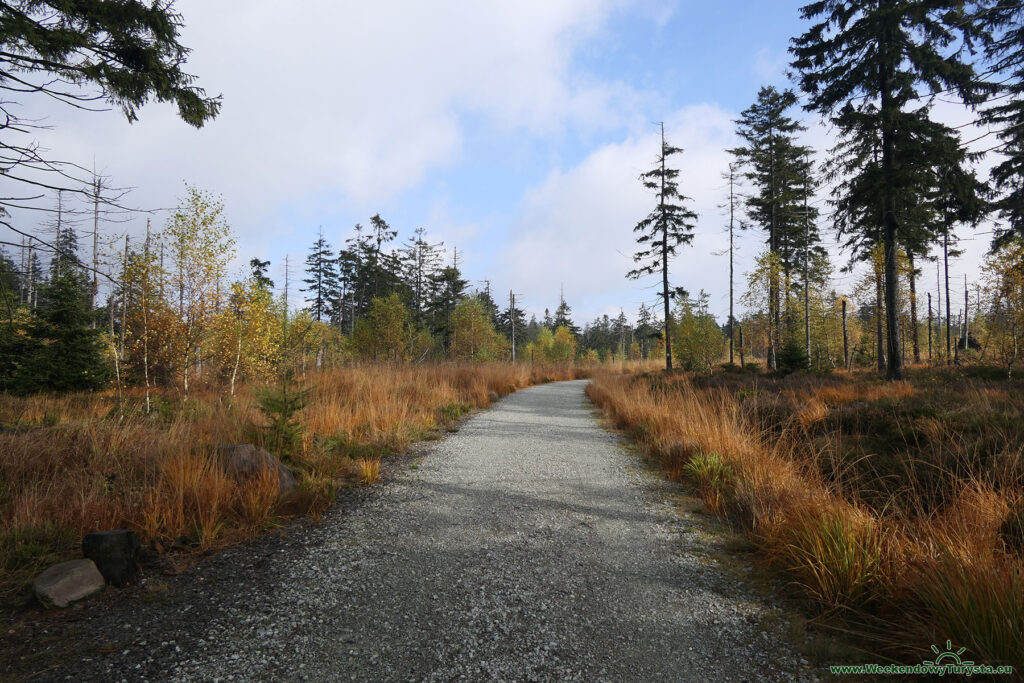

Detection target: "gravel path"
[27, 379, 816, 681]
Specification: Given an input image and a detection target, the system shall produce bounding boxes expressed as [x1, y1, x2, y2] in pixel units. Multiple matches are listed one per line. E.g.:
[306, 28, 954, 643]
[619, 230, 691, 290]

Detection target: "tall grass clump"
[0, 361, 613, 602]
[587, 367, 1024, 668]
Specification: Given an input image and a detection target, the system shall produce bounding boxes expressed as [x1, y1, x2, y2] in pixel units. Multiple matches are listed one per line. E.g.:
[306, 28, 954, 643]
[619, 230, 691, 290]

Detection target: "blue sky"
[10, 0, 993, 325]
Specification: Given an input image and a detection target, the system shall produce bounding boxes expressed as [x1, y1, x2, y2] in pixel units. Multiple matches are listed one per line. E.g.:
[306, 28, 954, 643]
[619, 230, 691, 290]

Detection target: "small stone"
[33, 559, 105, 608]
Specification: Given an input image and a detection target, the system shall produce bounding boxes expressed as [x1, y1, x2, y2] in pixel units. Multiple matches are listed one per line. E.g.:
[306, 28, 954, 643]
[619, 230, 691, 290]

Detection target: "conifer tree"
[791, 0, 989, 379]
[474, 281, 500, 323]
[368, 213, 401, 300]
[0, 0, 219, 215]
[250, 258, 274, 291]
[425, 264, 467, 351]
[553, 293, 579, 336]
[978, 0, 1024, 250]
[12, 268, 109, 393]
[401, 226, 443, 325]
[302, 230, 339, 323]
[627, 123, 698, 371]
[336, 244, 360, 333]
[496, 293, 526, 356]
[635, 303, 657, 360]
[730, 86, 819, 368]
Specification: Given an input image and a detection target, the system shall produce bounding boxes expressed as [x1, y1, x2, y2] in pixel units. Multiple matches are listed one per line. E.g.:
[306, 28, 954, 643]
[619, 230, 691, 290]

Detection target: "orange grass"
[0, 361, 612, 602]
[587, 368, 1024, 667]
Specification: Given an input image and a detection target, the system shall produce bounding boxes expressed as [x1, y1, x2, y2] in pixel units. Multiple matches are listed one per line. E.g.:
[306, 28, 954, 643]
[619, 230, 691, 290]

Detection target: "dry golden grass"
[0, 361, 616, 602]
[354, 457, 381, 485]
[587, 367, 1024, 667]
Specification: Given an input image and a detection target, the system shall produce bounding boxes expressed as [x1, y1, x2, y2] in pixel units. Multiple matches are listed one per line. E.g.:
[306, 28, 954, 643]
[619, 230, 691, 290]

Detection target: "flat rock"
[33, 559, 105, 608]
[82, 529, 140, 587]
[215, 443, 297, 493]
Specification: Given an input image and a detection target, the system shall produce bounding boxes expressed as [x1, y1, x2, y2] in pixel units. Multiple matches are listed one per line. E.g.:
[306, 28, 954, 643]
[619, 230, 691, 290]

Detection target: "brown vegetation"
[587, 367, 1024, 667]
[0, 362, 597, 602]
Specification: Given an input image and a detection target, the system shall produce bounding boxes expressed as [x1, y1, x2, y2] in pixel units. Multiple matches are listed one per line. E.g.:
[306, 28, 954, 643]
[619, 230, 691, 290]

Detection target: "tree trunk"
[729, 166, 735, 366]
[880, 51, 902, 380]
[842, 298, 849, 371]
[660, 125, 673, 371]
[927, 292, 933, 361]
[944, 230, 952, 363]
[875, 270, 885, 373]
[908, 252, 919, 363]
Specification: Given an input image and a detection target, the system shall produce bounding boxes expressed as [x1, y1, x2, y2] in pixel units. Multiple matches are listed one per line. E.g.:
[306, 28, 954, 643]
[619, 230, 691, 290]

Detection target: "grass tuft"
[683, 452, 734, 515]
[587, 366, 1024, 667]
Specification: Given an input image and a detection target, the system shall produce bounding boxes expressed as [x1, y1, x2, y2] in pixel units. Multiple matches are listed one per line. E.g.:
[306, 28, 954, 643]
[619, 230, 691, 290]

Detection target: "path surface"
[39, 380, 815, 681]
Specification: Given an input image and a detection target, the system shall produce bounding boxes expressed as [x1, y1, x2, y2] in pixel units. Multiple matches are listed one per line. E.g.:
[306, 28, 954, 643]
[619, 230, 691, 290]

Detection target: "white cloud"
[13, 0, 644, 251]
[494, 104, 741, 322]
[753, 47, 789, 86]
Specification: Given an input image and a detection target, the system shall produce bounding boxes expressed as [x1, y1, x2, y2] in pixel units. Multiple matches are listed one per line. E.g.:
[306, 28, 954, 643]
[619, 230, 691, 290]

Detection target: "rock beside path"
[216, 443, 297, 492]
[32, 559, 105, 608]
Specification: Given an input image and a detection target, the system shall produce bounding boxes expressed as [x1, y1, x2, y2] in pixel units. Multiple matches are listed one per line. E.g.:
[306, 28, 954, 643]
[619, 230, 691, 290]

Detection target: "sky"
[5, 0, 1001, 325]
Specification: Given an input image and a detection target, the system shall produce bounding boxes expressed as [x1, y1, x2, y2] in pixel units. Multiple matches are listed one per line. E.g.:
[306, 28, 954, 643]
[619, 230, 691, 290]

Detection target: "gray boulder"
[82, 529, 140, 587]
[215, 443, 297, 493]
[33, 559, 105, 608]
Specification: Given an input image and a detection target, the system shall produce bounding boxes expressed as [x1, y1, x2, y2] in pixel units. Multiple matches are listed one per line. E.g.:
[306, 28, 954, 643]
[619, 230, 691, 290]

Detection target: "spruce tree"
[425, 265, 467, 351]
[250, 258, 274, 291]
[368, 213, 401, 299]
[791, 0, 989, 380]
[336, 245, 360, 332]
[553, 294, 579, 336]
[475, 282, 500, 323]
[13, 268, 109, 393]
[627, 123, 698, 371]
[978, 0, 1024, 250]
[730, 87, 820, 366]
[400, 226, 443, 325]
[636, 303, 658, 359]
[302, 230, 339, 323]
[496, 295, 526, 351]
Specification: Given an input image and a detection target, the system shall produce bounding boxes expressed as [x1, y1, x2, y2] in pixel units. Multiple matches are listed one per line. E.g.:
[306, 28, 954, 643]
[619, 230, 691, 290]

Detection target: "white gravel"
[51, 379, 818, 681]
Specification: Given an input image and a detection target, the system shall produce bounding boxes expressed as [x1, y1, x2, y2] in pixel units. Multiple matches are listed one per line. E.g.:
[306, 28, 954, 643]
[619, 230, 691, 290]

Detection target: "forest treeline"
[2, 1, 1024, 395]
[633, 1, 1024, 380]
[0, 184, 670, 396]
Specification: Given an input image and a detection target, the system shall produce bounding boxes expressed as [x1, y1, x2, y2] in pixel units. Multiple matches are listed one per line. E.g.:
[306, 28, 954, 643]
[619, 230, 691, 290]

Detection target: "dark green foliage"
[730, 86, 820, 272]
[302, 231, 339, 322]
[581, 311, 634, 360]
[790, 0, 990, 381]
[495, 297, 527, 346]
[425, 265, 467, 350]
[634, 303, 659, 360]
[0, 0, 220, 127]
[776, 338, 809, 375]
[553, 296, 579, 336]
[4, 268, 110, 394]
[473, 284, 499, 323]
[977, 1, 1024, 250]
[249, 371, 309, 462]
[400, 227, 444, 326]
[250, 258, 274, 290]
[341, 217, 410, 327]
